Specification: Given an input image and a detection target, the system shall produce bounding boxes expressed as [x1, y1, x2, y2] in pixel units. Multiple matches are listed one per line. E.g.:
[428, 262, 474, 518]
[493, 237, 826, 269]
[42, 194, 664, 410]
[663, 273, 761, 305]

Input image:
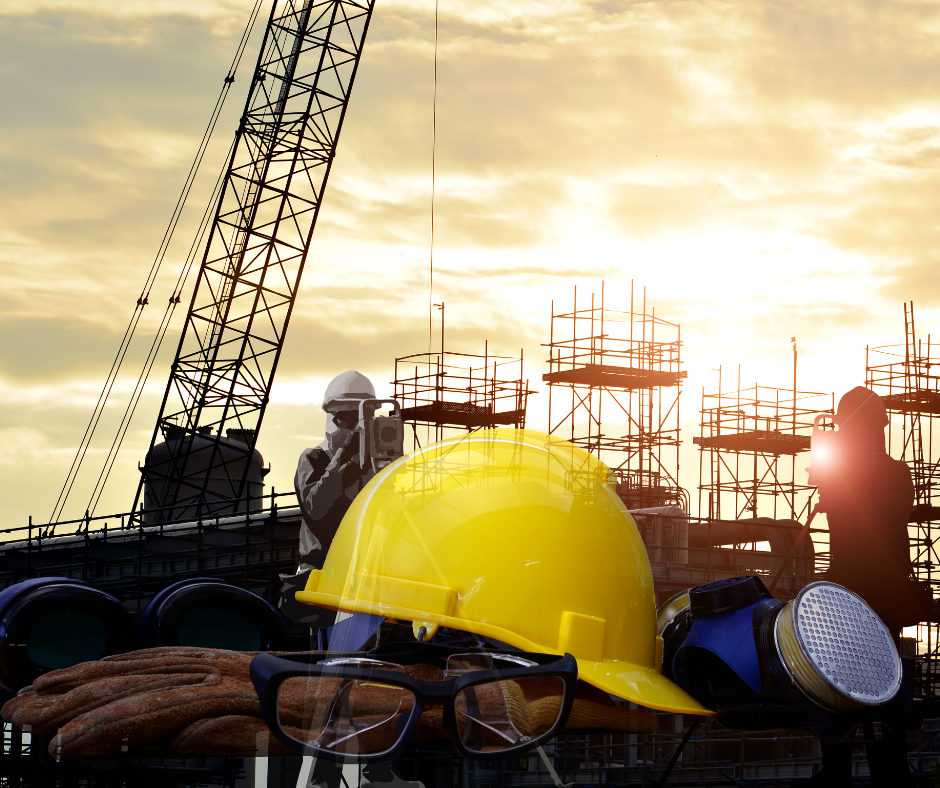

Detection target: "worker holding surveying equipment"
[280, 370, 404, 624]
[801, 386, 932, 788]
[281, 370, 410, 788]
[809, 386, 930, 639]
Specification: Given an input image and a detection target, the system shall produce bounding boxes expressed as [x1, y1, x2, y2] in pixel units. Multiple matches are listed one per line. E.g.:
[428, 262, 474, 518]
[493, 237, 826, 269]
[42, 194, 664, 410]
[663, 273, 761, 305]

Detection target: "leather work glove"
[1, 647, 657, 759]
[3, 648, 264, 759]
[0, 647, 446, 759]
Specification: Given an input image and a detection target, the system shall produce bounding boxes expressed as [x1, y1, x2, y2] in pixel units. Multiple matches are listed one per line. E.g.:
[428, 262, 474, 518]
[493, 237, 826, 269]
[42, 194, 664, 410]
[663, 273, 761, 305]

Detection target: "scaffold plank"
[401, 402, 525, 429]
[542, 363, 686, 389]
[882, 391, 940, 414]
[910, 503, 940, 522]
[693, 430, 811, 455]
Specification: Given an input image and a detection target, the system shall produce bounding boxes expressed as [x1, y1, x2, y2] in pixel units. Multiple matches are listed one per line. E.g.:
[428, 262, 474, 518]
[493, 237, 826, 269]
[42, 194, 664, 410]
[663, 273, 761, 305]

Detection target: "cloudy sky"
[1, 0, 939, 530]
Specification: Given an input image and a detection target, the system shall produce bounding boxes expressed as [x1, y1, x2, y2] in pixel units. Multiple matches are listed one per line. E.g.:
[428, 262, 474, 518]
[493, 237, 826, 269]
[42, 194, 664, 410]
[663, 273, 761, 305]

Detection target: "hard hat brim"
[295, 588, 714, 716]
[574, 658, 714, 715]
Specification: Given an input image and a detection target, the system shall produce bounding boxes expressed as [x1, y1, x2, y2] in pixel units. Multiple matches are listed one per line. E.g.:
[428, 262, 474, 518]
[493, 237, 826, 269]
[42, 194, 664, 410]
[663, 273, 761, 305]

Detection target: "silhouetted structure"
[695, 366, 832, 523]
[393, 347, 532, 450]
[135, 1, 375, 525]
[867, 302, 940, 693]
[545, 282, 687, 510]
[809, 386, 928, 639]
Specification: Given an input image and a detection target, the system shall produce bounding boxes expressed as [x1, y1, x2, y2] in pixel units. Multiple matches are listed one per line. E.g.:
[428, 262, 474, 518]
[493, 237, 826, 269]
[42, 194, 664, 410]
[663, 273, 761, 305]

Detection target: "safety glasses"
[249, 644, 577, 762]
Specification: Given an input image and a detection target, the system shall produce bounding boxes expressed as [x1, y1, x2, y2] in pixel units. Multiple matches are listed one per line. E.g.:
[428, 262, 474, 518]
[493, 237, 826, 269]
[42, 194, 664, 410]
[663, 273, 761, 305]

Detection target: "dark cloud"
[0, 10, 247, 294]
[744, 2, 940, 113]
[752, 303, 876, 342]
[435, 265, 612, 279]
[884, 257, 940, 304]
[868, 126, 940, 170]
[277, 321, 428, 378]
[278, 313, 542, 380]
[610, 182, 741, 237]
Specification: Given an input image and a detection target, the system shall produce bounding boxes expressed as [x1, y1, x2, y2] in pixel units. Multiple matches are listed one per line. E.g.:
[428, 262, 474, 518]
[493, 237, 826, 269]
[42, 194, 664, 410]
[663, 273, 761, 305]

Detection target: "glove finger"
[49, 675, 261, 759]
[172, 715, 296, 756]
[404, 664, 444, 682]
[1, 688, 37, 723]
[12, 674, 210, 734]
[34, 652, 254, 695]
[563, 699, 658, 733]
[410, 706, 447, 743]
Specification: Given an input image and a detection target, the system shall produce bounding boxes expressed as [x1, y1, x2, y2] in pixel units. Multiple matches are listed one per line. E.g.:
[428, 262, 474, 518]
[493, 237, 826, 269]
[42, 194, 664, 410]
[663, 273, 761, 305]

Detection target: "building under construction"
[538, 294, 940, 784]
[544, 283, 687, 511]
[694, 369, 833, 522]
[6, 298, 940, 785]
[867, 302, 940, 696]
[2, 0, 936, 777]
[655, 369, 835, 604]
[540, 286, 829, 604]
[392, 346, 533, 450]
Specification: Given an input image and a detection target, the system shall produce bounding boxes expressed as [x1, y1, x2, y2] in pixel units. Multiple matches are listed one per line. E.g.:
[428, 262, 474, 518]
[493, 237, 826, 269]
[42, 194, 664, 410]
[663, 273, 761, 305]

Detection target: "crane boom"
[136, 0, 375, 521]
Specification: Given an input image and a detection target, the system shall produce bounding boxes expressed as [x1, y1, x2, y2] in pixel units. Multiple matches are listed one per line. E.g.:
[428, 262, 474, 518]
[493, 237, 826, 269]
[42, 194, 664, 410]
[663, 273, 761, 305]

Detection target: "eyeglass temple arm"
[536, 745, 574, 788]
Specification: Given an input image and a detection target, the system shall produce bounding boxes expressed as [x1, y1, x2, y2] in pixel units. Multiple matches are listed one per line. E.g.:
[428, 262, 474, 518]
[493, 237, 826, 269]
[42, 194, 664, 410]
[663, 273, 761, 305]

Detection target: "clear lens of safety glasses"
[276, 658, 414, 758]
[446, 653, 567, 755]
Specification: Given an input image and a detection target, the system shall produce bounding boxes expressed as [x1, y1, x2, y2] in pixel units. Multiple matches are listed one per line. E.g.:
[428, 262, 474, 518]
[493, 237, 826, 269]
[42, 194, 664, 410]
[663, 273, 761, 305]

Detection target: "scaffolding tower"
[392, 347, 533, 450]
[544, 283, 687, 511]
[866, 301, 940, 695]
[694, 367, 832, 522]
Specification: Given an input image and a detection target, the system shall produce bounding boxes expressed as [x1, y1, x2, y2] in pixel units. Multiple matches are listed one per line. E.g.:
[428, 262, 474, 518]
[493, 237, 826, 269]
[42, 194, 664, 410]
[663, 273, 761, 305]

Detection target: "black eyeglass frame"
[249, 644, 577, 762]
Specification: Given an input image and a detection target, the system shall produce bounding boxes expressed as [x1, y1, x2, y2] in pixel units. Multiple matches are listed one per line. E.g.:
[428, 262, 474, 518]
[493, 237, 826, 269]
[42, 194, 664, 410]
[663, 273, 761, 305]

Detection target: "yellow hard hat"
[296, 428, 712, 715]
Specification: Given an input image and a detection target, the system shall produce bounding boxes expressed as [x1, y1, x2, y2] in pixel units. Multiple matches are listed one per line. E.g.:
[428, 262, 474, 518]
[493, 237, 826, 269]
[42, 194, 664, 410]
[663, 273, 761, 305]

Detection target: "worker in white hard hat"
[280, 370, 396, 625]
[295, 370, 379, 564]
[283, 373, 415, 788]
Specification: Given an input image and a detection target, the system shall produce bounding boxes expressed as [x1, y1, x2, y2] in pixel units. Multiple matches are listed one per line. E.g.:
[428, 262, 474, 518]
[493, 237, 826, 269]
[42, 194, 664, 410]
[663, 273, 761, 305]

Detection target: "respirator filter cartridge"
[774, 581, 902, 712]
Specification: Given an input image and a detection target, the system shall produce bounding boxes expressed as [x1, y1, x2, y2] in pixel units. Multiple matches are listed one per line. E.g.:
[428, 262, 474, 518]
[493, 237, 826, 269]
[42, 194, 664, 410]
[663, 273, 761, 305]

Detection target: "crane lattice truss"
[140, 0, 375, 519]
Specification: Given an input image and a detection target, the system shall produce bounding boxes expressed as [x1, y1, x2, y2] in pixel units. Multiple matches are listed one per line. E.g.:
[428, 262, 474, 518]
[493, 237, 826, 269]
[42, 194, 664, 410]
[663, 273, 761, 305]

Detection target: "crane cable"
[428, 0, 439, 354]
[86, 136, 238, 519]
[84, 3, 265, 522]
[48, 0, 265, 531]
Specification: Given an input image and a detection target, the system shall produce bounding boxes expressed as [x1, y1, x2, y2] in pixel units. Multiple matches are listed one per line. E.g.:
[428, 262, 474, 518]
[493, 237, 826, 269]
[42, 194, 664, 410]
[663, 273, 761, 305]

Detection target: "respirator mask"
[324, 416, 353, 454]
[659, 576, 903, 733]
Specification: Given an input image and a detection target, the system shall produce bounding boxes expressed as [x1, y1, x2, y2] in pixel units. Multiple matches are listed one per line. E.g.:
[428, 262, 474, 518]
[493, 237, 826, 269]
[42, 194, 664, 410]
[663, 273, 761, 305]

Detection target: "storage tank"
[140, 425, 269, 524]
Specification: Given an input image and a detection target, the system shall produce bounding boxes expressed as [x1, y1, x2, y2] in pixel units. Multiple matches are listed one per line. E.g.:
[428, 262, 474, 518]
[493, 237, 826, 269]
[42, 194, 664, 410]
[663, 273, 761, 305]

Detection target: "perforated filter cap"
[783, 581, 902, 710]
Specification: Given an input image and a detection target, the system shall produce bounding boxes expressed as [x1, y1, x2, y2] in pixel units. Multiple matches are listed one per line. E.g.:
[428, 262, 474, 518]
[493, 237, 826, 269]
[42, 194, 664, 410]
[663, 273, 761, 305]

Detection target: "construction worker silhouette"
[810, 386, 928, 637]
[798, 386, 930, 788]
[294, 370, 380, 567]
